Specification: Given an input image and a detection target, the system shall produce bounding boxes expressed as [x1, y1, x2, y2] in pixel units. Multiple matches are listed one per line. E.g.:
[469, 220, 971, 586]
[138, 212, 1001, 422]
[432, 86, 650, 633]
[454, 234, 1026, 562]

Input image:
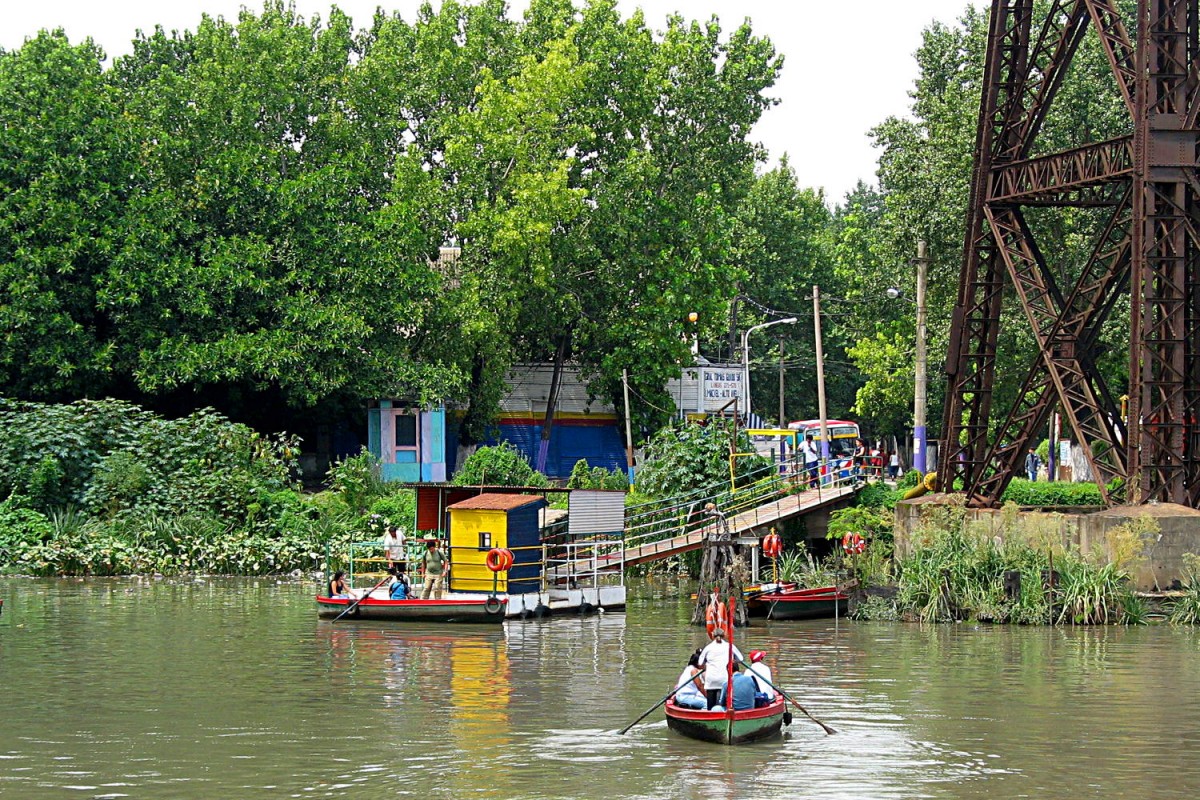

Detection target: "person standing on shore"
[1025, 450, 1041, 482]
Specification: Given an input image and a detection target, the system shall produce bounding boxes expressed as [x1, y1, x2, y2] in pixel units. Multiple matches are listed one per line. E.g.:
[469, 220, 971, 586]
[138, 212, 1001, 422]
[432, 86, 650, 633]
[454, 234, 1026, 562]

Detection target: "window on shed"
[478, 532, 492, 550]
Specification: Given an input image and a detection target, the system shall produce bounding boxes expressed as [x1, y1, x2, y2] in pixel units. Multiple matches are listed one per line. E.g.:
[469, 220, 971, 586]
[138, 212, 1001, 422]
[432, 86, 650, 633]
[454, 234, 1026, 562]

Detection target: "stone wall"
[893, 494, 1200, 590]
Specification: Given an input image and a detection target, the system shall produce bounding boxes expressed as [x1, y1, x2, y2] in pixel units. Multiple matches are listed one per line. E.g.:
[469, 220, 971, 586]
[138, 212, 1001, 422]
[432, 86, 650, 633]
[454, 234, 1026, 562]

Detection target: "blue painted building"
[366, 400, 448, 483]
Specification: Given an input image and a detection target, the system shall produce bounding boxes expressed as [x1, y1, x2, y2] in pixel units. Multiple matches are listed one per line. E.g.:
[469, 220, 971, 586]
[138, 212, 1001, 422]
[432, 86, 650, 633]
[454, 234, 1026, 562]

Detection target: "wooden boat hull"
[316, 595, 506, 624]
[665, 697, 786, 744]
[755, 587, 849, 621]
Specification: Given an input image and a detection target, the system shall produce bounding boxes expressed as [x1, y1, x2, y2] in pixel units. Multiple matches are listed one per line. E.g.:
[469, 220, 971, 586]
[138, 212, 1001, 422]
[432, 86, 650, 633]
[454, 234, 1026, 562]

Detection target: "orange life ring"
[486, 548, 514, 573]
[704, 593, 728, 637]
[842, 532, 866, 555]
[762, 532, 783, 558]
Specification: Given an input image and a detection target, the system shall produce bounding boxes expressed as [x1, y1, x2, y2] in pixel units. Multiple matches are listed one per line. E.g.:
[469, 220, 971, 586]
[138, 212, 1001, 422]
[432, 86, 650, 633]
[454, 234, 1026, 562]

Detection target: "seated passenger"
[389, 565, 411, 600]
[747, 649, 776, 704]
[329, 571, 351, 599]
[722, 664, 758, 711]
[673, 650, 706, 710]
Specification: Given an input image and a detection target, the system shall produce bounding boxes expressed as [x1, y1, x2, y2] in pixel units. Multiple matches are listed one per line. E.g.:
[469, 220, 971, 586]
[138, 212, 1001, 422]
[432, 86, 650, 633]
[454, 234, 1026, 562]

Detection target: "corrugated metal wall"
[487, 421, 625, 479]
[568, 490, 626, 536]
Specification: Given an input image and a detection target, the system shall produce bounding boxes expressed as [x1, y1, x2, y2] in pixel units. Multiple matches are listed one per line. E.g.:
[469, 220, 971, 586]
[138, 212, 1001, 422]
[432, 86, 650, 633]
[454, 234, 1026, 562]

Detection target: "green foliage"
[452, 442, 548, 487]
[776, 547, 838, 589]
[999, 479, 1104, 507]
[566, 459, 628, 491]
[634, 420, 769, 499]
[0, 397, 378, 576]
[1170, 553, 1200, 625]
[327, 449, 386, 514]
[893, 503, 1143, 625]
[851, 595, 899, 622]
[368, 491, 417, 533]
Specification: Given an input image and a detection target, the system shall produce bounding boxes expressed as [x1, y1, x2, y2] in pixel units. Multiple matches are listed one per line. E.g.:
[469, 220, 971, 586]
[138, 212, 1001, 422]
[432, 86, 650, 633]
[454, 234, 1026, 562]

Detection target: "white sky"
[2, 0, 983, 203]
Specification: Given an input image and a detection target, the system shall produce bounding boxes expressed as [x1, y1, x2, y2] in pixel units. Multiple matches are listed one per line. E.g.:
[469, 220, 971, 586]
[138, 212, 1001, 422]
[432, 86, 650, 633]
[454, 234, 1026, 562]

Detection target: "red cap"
[749, 650, 766, 663]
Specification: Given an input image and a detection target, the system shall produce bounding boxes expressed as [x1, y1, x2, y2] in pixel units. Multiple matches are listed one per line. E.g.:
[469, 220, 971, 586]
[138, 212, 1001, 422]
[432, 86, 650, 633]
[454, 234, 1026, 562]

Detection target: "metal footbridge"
[547, 466, 862, 583]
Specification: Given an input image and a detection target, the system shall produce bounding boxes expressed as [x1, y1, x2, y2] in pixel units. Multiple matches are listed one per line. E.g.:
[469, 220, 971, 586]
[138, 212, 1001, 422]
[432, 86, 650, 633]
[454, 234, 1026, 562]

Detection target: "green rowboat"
[664, 696, 787, 744]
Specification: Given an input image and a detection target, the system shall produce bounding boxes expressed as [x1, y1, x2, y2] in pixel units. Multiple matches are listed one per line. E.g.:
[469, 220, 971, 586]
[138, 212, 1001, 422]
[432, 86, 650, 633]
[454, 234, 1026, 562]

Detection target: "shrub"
[452, 442, 548, 487]
[1000, 478, 1103, 506]
[635, 419, 769, 500]
[566, 459, 629, 491]
[327, 449, 386, 513]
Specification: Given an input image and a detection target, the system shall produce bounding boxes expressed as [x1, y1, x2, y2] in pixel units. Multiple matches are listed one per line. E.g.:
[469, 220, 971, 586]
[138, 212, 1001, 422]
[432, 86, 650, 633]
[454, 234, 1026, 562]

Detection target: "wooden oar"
[736, 657, 837, 735]
[617, 681, 691, 735]
[331, 575, 392, 622]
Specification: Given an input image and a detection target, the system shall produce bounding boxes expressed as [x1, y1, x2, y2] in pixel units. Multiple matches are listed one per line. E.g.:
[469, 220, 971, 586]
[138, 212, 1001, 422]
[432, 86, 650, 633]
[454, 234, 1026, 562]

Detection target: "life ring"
[762, 532, 783, 558]
[842, 532, 866, 555]
[484, 596, 504, 614]
[485, 548, 514, 573]
[704, 592, 728, 637]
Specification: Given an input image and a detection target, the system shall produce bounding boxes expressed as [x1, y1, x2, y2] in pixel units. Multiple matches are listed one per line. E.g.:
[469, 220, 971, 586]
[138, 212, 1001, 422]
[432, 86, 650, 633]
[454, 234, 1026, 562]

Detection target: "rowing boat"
[755, 585, 848, 620]
[664, 696, 787, 744]
[316, 593, 506, 624]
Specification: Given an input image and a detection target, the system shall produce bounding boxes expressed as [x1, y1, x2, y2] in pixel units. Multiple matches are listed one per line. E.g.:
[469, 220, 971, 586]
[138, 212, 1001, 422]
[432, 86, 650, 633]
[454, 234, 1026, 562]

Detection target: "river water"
[1, 576, 1199, 799]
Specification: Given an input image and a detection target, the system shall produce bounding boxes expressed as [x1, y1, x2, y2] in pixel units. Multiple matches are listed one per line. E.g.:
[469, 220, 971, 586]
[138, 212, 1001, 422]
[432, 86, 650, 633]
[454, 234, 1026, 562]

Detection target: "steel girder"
[940, 0, 1200, 507]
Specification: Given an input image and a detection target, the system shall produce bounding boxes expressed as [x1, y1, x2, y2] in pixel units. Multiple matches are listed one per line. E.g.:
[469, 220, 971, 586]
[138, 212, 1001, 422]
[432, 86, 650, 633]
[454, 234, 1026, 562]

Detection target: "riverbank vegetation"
[0, 398, 414, 576]
[821, 482, 1173, 626]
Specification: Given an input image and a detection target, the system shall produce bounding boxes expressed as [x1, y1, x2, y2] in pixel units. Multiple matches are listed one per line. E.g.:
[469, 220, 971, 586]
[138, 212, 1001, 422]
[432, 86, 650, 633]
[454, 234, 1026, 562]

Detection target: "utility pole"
[914, 239, 929, 474]
[622, 368, 635, 482]
[813, 285, 830, 462]
[778, 335, 785, 428]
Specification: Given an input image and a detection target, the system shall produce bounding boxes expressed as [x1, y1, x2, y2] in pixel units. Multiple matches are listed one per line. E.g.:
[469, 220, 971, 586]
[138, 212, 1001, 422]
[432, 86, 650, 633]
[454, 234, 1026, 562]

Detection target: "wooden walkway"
[548, 482, 859, 579]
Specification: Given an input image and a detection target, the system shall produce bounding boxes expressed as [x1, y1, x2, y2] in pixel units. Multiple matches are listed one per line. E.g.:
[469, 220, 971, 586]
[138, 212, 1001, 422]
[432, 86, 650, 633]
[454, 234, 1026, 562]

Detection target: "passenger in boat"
[673, 650, 707, 710]
[420, 539, 446, 600]
[384, 525, 407, 571]
[722, 663, 758, 711]
[697, 628, 743, 710]
[747, 650, 775, 705]
[388, 565, 411, 600]
[329, 571, 351, 599]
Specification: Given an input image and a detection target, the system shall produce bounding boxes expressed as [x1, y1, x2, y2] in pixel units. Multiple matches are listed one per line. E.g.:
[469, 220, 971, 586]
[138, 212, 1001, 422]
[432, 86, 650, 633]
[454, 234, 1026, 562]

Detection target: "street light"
[742, 317, 798, 423]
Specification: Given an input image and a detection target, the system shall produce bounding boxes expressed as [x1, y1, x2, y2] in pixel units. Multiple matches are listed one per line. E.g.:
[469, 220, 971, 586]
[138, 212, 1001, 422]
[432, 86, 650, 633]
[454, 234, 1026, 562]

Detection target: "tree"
[0, 32, 135, 399]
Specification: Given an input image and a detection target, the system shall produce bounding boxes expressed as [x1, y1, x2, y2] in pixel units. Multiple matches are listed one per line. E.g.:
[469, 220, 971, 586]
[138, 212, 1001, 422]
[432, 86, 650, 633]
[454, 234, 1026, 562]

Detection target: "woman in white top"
[673, 650, 707, 710]
[697, 628, 743, 710]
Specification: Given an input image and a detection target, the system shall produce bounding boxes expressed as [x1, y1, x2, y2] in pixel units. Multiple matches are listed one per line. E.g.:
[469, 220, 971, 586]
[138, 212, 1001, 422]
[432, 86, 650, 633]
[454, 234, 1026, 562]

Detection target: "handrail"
[620, 460, 862, 557]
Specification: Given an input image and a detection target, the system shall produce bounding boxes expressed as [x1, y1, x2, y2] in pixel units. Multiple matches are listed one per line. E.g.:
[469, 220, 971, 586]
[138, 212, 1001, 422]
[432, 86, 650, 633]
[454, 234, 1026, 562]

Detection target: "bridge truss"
[940, 0, 1200, 507]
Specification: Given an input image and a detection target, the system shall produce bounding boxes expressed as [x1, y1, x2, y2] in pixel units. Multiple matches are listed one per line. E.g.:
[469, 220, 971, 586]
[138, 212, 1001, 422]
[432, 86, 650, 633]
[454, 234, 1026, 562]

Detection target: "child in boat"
[388, 565, 411, 600]
[673, 650, 706, 710]
[329, 571, 351, 598]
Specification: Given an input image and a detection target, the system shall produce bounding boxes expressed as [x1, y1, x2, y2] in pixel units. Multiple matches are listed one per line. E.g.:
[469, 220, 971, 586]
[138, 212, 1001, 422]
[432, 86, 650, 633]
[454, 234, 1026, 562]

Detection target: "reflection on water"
[2, 577, 1200, 798]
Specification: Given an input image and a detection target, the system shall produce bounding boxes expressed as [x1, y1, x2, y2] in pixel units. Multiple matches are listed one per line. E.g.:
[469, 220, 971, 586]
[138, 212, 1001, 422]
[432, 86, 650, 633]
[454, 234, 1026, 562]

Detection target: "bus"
[787, 419, 861, 459]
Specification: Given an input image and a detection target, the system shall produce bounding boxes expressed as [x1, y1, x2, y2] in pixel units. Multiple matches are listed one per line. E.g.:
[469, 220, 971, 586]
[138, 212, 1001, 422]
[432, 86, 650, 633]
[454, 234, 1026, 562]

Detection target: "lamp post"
[886, 239, 929, 474]
[742, 317, 798, 424]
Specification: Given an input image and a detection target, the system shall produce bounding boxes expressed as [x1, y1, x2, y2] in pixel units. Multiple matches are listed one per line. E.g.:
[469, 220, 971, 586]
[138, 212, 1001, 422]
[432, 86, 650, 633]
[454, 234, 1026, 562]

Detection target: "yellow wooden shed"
[446, 493, 546, 594]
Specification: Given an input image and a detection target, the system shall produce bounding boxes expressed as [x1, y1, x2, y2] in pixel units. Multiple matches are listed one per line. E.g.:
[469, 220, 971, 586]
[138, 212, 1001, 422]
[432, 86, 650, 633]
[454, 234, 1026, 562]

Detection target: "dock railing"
[542, 535, 626, 591]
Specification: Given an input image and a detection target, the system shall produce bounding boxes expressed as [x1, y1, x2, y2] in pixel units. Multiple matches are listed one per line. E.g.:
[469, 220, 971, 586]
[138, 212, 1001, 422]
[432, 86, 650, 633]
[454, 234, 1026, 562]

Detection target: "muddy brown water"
[1, 576, 1198, 799]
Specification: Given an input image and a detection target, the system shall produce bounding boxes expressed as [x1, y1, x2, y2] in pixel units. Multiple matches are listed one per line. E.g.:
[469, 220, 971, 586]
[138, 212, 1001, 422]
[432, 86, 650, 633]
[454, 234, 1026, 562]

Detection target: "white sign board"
[702, 368, 743, 409]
